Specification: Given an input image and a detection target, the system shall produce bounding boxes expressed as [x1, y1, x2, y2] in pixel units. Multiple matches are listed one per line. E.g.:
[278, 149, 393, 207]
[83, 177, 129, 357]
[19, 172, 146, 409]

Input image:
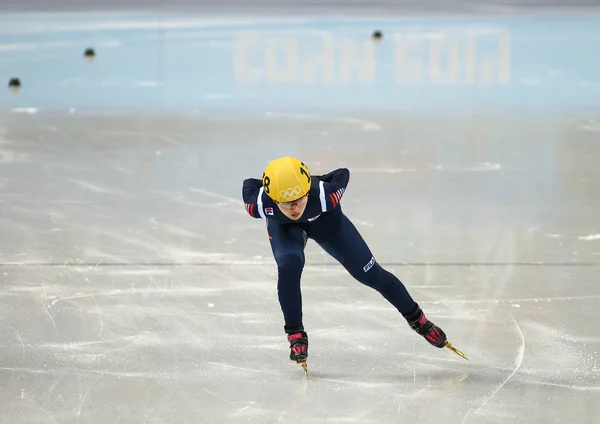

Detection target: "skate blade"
[298, 361, 308, 376]
[445, 342, 469, 361]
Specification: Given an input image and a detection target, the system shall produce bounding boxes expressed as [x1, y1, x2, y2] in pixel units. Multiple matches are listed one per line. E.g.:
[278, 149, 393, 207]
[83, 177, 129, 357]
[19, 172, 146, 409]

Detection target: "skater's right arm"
[319, 168, 350, 189]
[242, 178, 264, 219]
[318, 168, 350, 209]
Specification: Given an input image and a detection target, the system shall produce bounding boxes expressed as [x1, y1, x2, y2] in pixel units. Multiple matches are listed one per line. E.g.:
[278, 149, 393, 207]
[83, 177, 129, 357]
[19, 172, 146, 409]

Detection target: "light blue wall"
[1, 13, 599, 111]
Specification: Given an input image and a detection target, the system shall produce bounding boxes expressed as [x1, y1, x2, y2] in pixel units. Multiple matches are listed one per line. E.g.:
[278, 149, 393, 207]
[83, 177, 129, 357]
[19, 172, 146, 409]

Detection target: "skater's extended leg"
[309, 213, 447, 348]
[309, 213, 416, 314]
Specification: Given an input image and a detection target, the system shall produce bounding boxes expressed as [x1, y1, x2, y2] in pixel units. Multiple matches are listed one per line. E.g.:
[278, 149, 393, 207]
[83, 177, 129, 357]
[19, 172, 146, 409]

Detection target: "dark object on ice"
[84, 48, 96, 62]
[372, 30, 383, 41]
[8, 78, 21, 93]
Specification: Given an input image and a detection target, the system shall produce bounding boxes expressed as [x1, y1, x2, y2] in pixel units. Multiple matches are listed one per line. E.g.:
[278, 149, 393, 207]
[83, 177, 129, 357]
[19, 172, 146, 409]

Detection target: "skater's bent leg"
[276, 252, 304, 326]
[267, 221, 306, 327]
[310, 213, 417, 315]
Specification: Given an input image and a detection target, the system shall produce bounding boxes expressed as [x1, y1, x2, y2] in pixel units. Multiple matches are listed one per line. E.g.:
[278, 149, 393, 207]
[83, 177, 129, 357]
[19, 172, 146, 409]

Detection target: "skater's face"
[276, 195, 308, 220]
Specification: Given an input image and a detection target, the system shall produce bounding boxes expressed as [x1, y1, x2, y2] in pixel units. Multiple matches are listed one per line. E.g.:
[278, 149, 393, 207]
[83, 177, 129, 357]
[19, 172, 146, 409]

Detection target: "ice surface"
[1, 112, 599, 424]
[1, 1, 600, 423]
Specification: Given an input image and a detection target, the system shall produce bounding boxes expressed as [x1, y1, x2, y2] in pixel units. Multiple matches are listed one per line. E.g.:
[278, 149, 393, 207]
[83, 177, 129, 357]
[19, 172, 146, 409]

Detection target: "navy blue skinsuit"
[242, 168, 417, 328]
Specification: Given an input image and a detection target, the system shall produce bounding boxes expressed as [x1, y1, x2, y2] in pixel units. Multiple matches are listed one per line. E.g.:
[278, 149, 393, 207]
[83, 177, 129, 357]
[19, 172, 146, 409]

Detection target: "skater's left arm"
[317, 168, 350, 210]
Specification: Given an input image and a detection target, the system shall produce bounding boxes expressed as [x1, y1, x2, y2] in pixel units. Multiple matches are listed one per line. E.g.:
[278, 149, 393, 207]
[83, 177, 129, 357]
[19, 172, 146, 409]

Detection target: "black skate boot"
[285, 325, 308, 374]
[285, 325, 308, 362]
[404, 303, 447, 348]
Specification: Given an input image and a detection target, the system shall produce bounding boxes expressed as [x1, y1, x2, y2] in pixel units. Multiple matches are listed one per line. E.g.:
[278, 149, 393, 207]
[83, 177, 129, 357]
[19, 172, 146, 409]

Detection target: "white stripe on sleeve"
[257, 187, 266, 219]
[319, 181, 327, 212]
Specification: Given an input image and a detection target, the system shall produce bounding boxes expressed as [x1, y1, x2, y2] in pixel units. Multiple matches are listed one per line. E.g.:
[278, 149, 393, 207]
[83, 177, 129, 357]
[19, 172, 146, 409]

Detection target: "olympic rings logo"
[280, 186, 302, 201]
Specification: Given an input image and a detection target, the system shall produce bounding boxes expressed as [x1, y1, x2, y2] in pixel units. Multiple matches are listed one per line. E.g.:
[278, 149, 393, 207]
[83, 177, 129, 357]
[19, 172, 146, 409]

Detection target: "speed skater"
[242, 157, 458, 373]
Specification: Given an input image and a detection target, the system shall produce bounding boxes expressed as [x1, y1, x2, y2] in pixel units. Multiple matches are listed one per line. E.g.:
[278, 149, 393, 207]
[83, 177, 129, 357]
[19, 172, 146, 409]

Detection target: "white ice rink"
[1, 2, 600, 423]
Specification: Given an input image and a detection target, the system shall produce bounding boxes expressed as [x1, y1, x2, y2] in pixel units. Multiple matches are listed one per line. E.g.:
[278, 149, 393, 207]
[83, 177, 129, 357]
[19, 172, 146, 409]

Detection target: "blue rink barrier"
[1, 15, 600, 111]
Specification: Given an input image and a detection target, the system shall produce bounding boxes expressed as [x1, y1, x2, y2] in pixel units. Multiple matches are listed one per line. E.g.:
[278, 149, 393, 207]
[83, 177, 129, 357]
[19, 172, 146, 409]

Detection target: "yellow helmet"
[262, 157, 312, 203]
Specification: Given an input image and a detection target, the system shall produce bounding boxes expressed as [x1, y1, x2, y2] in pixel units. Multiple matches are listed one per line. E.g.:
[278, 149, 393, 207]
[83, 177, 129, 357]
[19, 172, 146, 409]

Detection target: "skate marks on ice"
[2, 111, 600, 265]
[461, 315, 525, 423]
[311, 264, 600, 416]
[1, 115, 600, 422]
[3, 269, 600, 423]
[0, 265, 283, 423]
[0, 265, 466, 422]
[3, 242, 600, 423]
